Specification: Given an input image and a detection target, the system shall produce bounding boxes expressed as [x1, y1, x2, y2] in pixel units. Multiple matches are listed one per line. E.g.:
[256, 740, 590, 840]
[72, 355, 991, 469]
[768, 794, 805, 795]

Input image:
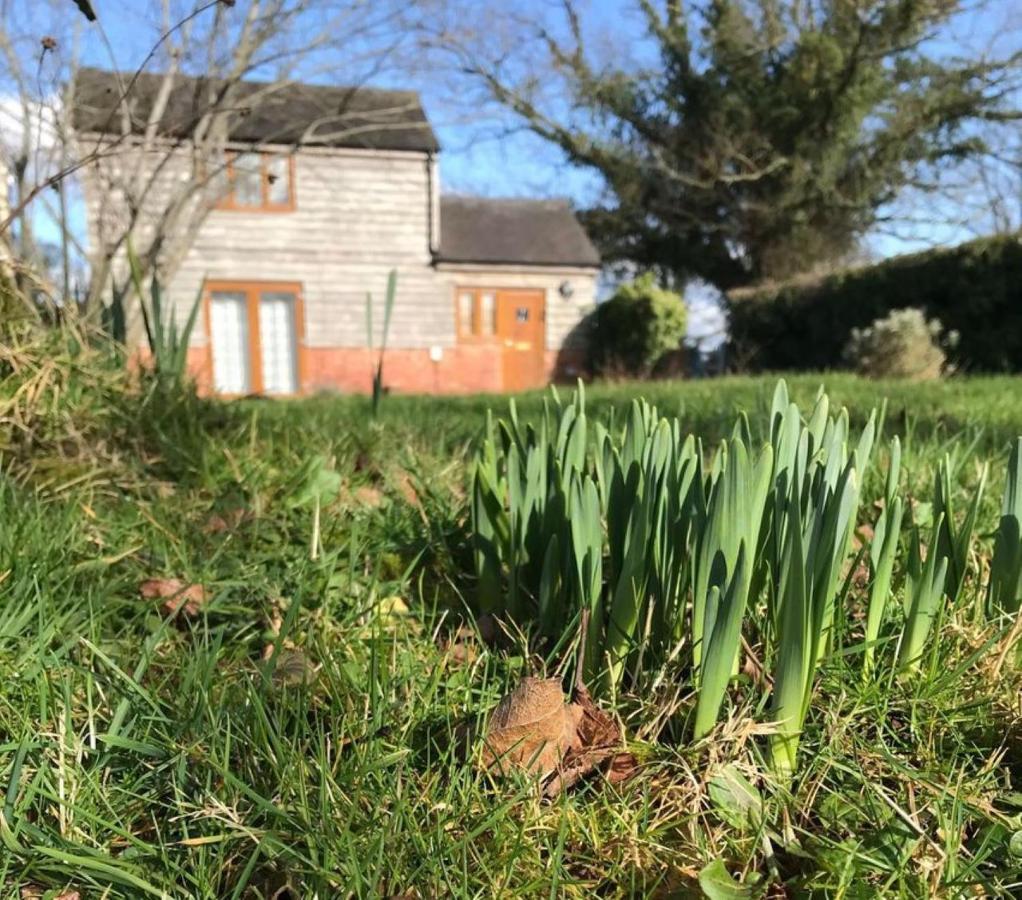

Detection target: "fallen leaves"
[354, 485, 385, 508]
[442, 625, 480, 665]
[270, 648, 317, 689]
[260, 600, 316, 688]
[543, 684, 639, 799]
[481, 676, 637, 797]
[393, 470, 422, 508]
[377, 595, 413, 622]
[439, 614, 500, 666]
[204, 507, 251, 534]
[139, 578, 208, 617]
[20, 888, 80, 900]
[483, 677, 583, 777]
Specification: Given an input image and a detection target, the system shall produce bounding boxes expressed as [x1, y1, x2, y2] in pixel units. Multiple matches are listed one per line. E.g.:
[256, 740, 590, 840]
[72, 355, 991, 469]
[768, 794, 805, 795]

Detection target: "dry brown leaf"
[739, 636, 770, 689]
[476, 613, 499, 646]
[542, 684, 638, 798]
[439, 614, 507, 666]
[605, 750, 640, 785]
[482, 677, 582, 777]
[271, 648, 316, 688]
[139, 578, 209, 617]
[204, 507, 250, 534]
[441, 625, 479, 665]
[21, 889, 80, 900]
[393, 471, 422, 508]
[204, 515, 230, 534]
[481, 677, 638, 795]
[354, 485, 384, 508]
[852, 522, 875, 552]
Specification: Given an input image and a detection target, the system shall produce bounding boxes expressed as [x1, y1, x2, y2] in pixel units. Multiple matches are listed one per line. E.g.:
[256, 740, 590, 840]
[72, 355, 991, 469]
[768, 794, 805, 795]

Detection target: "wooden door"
[496, 290, 545, 392]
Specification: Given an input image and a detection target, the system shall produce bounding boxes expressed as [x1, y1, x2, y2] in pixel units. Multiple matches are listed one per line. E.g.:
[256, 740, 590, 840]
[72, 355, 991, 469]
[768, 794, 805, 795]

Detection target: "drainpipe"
[427, 152, 440, 257]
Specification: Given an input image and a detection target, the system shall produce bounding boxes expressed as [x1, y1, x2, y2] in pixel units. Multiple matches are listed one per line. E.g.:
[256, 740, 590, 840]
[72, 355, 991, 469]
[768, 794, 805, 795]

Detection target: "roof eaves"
[434, 254, 601, 268]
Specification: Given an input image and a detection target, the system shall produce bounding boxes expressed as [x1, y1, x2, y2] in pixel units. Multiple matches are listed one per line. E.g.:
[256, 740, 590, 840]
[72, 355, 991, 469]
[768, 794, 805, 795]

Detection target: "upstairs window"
[214, 151, 295, 212]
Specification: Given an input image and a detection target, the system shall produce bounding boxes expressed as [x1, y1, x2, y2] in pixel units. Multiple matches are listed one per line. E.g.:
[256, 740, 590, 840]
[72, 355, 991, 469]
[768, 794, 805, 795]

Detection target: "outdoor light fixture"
[558, 280, 574, 299]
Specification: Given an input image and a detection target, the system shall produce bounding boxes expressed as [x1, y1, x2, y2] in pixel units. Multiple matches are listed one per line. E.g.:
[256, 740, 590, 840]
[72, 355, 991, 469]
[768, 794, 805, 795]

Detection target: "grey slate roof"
[438, 196, 601, 268]
[71, 67, 439, 153]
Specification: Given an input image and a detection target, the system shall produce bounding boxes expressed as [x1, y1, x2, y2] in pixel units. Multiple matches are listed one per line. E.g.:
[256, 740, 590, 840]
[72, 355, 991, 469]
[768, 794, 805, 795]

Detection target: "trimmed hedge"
[727, 234, 1022, 372]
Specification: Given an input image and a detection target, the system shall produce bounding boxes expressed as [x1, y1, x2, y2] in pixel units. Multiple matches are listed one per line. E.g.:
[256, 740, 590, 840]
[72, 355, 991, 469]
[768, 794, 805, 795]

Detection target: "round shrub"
[843, 307, 957, 379]
[591, 273, 687, 378]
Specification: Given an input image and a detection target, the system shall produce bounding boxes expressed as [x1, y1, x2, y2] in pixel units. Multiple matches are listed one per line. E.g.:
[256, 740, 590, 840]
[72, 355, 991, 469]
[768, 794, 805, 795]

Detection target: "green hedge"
[590, 273, 687, 377]
[727, 234, 1022, 372]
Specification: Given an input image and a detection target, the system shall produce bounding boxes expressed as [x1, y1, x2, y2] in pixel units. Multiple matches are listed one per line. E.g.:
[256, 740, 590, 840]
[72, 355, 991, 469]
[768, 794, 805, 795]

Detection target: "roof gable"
[438, 196, 601, 268]
[71, 67, 439, 153]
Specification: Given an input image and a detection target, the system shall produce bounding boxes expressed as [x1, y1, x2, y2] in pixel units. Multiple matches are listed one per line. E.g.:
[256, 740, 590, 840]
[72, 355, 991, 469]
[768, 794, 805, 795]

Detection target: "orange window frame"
[454, 287, 499, 343]
[215, 151, 296, 212]
[203, 280, 307, 396]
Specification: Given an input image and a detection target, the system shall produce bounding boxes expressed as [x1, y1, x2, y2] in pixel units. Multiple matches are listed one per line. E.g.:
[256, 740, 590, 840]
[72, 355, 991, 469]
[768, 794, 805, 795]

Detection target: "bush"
[728, 233, 1022, 372]
[590, 273, 686, 377]
[843, 308, 955, 379]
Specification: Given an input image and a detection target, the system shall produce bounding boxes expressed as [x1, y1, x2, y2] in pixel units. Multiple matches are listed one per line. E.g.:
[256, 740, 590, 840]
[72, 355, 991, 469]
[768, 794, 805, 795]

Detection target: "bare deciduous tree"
[0, 0, 425, 324]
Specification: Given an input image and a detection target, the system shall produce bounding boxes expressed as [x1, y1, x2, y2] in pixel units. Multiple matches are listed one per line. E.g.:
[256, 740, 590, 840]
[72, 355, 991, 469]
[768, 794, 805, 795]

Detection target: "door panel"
[210, 291, 251, 394]
[258, 291, 298, 394]
[496, 290, 545, 392]
[478, 291, 496, 338]
[206, 281, 304, 395]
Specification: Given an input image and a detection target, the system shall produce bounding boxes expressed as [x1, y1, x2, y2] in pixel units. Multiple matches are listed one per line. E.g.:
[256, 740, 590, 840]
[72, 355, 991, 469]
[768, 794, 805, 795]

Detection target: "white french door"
[207, 282, 302, 395]
[210, 291, 251, 394]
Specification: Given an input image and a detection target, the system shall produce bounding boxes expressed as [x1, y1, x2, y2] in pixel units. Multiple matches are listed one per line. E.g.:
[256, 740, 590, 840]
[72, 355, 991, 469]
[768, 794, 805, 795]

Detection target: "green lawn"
[2, 337, 1022, 897]
[264, 373, 1022, 451]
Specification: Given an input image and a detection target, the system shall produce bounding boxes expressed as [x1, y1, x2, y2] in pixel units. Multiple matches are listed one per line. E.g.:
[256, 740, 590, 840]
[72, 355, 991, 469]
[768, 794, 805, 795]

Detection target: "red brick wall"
[131, 346, 214, 392]
[187, 347, 214, 394]
[305, 346, 504, 395]
[186, 345, 590, 396]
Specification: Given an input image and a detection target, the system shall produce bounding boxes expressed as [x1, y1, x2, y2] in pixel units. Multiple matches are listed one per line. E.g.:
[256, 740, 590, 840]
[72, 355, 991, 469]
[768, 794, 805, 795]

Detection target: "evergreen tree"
[463, 0, 1022, 289]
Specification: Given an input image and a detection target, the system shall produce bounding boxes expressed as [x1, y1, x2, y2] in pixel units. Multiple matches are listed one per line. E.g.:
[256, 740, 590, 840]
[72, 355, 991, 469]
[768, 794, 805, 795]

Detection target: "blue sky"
[68, 1, 611, 202]
[11, 0, 1022, 340]
[79, 0, 1021, 239]
[55, 0, 1022, 252]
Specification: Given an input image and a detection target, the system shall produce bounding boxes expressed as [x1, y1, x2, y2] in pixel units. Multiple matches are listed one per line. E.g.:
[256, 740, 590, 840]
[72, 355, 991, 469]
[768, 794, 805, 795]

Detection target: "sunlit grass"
[2, 333, 1022, 896]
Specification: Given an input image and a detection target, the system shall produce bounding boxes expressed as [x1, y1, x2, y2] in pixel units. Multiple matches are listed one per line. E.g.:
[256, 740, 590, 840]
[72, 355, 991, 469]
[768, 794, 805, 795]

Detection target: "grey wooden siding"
[80, 140, 598, 351]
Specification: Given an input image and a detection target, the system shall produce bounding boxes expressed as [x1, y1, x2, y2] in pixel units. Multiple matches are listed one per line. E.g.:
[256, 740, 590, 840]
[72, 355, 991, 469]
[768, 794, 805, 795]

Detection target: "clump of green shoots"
[765, 384, 871, 774]
[691, 437, 772, 738]
[988, 438, 1022, 615]
[125, 242, 202, 389]
[471, 378, 1019, 782]
[898, 514, 950, 674]
[863, 437, 903, 676]
[933, 449, 987, 602]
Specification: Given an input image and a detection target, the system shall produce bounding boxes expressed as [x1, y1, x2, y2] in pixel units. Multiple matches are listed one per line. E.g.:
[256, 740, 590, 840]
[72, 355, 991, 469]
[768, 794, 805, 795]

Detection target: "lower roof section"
[437, 196, 601, 269]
